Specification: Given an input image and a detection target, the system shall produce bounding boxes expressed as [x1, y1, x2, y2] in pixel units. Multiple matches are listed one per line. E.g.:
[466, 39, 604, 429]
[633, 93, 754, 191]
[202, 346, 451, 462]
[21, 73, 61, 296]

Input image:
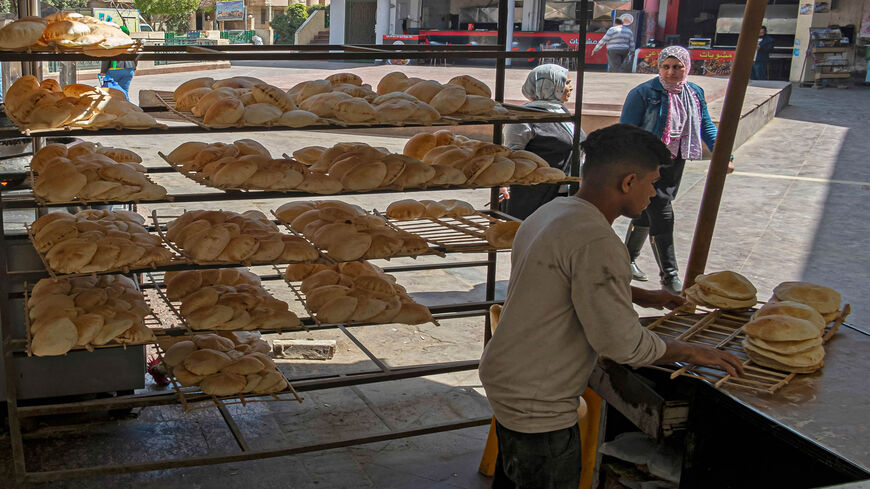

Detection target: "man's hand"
[632, 287, 685, 310]
[686, 344, 745, 378]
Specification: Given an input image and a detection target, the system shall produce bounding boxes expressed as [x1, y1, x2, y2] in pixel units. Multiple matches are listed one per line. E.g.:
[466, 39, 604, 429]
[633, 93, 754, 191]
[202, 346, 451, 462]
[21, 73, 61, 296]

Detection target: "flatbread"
[773, 281, 841, 315]
[751, 301, 826, 332]
[742, 315, 820, 342]
[743, 339, 825, 368]
[685, 284, 757, 310]
[695, 271, 757, 300]
[744, 335, 822, 355]
[746, 349, 824, 374]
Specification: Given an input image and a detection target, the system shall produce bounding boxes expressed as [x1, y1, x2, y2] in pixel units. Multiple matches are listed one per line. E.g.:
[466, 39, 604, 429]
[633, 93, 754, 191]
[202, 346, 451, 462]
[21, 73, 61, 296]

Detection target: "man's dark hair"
[761, 25, 767, 31]
[579, 124, 672, 178]
[614, 18, 623, 25]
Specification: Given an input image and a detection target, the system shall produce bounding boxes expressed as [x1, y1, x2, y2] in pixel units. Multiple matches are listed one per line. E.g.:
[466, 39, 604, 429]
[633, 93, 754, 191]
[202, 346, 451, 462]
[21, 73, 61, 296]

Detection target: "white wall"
[330, 0, 346, 44]
[375, 0, 391, 42]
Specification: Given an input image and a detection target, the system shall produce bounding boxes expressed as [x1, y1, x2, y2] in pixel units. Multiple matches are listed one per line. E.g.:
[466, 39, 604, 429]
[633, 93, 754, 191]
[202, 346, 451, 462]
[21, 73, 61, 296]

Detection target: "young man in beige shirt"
[479, 124, 743, 489]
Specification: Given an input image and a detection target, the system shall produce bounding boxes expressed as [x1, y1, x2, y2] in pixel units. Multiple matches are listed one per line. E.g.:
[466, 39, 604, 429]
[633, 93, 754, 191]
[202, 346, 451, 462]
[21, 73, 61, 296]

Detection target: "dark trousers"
[631, 157, 685, 237]
[606, 48, 631, 73]
[493, 421, 582, 489]
[506, 183, 564, 220]
[751, 61, 768, 80]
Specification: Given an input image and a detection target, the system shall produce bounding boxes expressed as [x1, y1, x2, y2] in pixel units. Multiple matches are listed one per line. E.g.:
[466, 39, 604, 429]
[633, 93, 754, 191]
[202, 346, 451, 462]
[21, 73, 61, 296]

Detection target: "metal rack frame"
[0, 0, 588, 481]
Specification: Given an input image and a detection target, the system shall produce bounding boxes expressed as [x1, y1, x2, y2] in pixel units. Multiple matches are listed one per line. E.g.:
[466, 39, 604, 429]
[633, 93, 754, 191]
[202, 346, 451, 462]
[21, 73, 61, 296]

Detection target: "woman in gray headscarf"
[501, 64, 584, 220]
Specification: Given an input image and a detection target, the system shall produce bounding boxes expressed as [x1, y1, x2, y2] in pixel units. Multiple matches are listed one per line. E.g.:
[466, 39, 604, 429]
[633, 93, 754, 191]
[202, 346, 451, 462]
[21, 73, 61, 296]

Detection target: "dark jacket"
[100, 60, 137, 73]
[619, 77, 717, 151]
[755, 35, 775, 63]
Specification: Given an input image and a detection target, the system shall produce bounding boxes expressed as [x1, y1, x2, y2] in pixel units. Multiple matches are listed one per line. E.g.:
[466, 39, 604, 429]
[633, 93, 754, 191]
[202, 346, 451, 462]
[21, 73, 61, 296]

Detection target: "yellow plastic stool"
[478, 305, 604, 489]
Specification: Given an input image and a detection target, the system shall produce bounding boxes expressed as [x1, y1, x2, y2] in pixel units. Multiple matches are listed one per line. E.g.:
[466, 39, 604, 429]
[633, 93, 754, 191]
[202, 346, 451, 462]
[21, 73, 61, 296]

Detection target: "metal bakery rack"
[0, 0, 589, 482]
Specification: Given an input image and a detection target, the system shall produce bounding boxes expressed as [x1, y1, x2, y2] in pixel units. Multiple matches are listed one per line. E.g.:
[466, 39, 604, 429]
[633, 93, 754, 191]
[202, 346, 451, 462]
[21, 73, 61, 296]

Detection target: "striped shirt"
[598, 25, 635, 51]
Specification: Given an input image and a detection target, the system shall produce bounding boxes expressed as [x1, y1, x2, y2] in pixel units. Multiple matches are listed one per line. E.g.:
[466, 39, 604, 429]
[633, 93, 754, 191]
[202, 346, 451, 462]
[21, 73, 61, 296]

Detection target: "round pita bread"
[685, 284, 756, 310]
[743, 314, 821, 342]
[695, 271, 757, 300]
[744, 335, 822, 355]
[745, 348, 824, 374]
[773, 281, 841, 315]
[751, 301, 826, 332]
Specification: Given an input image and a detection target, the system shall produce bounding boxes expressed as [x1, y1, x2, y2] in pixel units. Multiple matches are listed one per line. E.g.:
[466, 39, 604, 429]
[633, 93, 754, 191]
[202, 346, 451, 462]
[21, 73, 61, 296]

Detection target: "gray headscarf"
[521, 64, 569, 102]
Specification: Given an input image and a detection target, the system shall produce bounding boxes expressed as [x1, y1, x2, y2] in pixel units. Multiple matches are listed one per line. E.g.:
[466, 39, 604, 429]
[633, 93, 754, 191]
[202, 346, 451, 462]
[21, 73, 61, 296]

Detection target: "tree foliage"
[46, 0, 87, 10]
[307, 4, 329, 28]
[271, 3, 308, 45]
[135, 0, 199, 31]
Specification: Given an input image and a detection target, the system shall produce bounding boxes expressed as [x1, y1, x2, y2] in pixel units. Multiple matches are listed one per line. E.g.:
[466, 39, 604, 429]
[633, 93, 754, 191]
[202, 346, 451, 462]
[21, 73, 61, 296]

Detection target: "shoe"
[630, 261, 648, 282]
[624, 225, 650, 282]
[661, 273, 683, 296]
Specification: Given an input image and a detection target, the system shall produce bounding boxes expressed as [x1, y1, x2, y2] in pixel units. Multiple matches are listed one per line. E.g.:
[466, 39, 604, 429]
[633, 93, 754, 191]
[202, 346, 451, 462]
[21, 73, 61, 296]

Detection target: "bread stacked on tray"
[164, 268, 301, 332]
[31, 210, 174, 274]
[484, 221, 521, 249]
[768, 281, 844, 324]
[275, 200, 430, 261]
[0, 12, 134, 53]
[164, 210, 319, 264]
[4, 76, 160, 130]
[28, 275, 155, 356]
[742, 308, 826, 374]
[376, 72, 507, 118]
[165, 139, 312, 191]
[32, 141, 167, 202]
[173, 76, 321, 128]
[385, 198, 476, 221]
[286, 261, 433, 325]
[163, 333, 288, 396]
[684, 271, 758, 310]
[403, 129, 570, 186]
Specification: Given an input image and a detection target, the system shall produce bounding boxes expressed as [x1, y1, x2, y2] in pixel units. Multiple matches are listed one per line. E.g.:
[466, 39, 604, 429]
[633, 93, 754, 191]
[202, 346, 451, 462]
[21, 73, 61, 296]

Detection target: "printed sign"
[216, 1, 245, 21]
[635, 48, 735, 77]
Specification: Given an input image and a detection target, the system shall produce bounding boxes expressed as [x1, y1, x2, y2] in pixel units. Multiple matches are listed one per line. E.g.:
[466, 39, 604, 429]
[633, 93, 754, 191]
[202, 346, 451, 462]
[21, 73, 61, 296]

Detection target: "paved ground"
[1, 64, 867, 487]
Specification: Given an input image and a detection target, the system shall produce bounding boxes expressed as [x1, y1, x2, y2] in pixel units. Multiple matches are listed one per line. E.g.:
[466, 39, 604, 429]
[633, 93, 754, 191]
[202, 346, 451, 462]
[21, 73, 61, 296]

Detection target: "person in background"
[99, 26, 137, 98]
[480, 124, 743, 489]
[251, 33, 264, 45]
[591, 17, 635, 73]
[751, 26, 775, 80]
[500, 64, 585, 220]
[619, 45, 733, 294]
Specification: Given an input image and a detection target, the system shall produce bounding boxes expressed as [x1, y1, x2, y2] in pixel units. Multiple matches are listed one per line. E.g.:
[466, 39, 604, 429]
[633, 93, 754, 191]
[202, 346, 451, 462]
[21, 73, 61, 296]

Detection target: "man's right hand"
[658, 339, 745, 377]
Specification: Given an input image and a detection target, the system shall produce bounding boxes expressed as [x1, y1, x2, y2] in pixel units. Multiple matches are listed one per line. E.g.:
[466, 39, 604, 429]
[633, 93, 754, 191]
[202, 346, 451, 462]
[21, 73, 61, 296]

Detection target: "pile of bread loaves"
[163, 333, 288, 396]
[173, 76, 323, 128]
[287, 261, 433, 325]
[165, 268, 301, 332]
[375, 72, 507, 118]
[685, 271, 758, 310]
[4, 76, 160, 130]
[403, 130, 569, 186]
[28, 275, 154, 356]
[32, 141, 167, 203]
[0, 12, 134, 53]
[165, 210, 319, 264]
[385, 198, 476, 221]
[31, 210, 174, 274]
[743, 301, 831, 374]
[276, 200, 430, 261]
[767, 281, 844, 324]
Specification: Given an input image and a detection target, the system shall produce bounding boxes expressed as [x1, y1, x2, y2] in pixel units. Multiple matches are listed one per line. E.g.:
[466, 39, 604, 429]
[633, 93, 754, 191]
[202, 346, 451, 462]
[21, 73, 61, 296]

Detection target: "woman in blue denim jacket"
[620, 45, 732, 294]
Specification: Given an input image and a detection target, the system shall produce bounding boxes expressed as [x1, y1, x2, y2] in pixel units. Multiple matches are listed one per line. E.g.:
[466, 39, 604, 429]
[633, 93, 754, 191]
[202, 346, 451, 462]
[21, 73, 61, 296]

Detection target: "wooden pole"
[682, 0, 768, 290]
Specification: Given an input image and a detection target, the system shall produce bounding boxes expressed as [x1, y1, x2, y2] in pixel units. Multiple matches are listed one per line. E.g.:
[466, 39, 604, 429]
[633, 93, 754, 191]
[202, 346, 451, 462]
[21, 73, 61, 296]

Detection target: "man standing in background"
[592, 17, 635, 73]
[751, 26, 775, 80]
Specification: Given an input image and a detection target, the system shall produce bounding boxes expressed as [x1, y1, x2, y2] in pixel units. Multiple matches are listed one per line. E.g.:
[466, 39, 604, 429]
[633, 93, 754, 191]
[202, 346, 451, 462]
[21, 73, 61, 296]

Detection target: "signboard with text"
[635, 48, 735, 76]
[216, 1, 245, 22]
[417, 31, 608, 65]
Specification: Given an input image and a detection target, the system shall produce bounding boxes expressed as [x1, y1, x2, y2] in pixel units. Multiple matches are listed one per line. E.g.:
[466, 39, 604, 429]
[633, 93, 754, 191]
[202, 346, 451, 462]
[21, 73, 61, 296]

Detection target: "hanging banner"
[635, 48, 735, 76]
[216, 1, 246, 21]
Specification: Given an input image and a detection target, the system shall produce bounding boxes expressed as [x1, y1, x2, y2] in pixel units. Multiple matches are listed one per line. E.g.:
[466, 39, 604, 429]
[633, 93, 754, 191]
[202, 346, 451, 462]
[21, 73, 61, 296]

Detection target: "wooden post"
[682, 0, 768, 290]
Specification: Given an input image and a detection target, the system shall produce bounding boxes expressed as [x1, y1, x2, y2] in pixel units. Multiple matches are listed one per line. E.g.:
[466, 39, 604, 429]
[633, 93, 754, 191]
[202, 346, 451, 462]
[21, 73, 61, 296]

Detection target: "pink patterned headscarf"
[658, 45, 691, 94]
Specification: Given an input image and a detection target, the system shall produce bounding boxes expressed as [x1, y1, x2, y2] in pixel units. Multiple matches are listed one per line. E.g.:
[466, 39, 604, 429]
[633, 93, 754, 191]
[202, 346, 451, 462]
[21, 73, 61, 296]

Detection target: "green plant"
[307, 4, 329, 27]
[165, 11, 192, 32]
[271, 3, 308, 45]
[45, 0, 88, 9]
[135, 0, 199, 31]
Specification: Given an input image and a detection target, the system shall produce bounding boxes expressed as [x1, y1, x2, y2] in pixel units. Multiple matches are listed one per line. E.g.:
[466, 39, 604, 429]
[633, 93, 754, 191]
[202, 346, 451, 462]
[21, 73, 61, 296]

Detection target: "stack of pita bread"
[0, 12, 134, 54]
[403, 130, 570, 186]
[376, 72, 508, 118]
[165, 210, 319, 265]
[286, 261, 433, 325]
[28, 275, 155, 356]
[31, 210, 174, 274]
[162, 333, 288, 396]
[743, 306, 826, 373]
[684, 271, 758, 310]
[32, 141, 166, 202]
[173, 76, 322, 128]
[4, 76, 160, 130]
[385, 199, 476, 221]
[275, 200, 430, 261]
[164, 268, 301, 332]
[769, 281, 843, 324]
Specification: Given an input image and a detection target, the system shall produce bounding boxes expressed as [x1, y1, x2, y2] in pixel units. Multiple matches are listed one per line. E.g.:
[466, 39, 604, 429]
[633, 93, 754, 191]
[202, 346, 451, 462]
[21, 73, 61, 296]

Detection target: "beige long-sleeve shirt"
[479, 196, 666, 433]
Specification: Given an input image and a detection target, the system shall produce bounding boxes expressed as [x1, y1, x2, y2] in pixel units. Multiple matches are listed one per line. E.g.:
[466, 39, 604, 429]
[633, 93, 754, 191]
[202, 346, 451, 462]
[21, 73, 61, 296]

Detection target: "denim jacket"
[619, 77, 718, 153]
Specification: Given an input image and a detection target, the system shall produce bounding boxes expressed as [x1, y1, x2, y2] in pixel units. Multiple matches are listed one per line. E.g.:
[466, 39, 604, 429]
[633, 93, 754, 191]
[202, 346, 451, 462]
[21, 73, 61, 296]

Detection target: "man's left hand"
[632, 287, 685, 310]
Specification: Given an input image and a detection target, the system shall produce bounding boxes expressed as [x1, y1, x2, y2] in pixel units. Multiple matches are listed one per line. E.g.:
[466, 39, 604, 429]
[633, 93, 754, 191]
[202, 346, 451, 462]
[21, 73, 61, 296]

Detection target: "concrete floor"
[1, 67, 868, 487]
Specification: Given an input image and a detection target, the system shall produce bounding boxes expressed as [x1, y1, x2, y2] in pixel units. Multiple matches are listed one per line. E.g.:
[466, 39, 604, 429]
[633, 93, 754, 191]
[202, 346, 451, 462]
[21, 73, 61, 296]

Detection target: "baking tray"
[646, 304, 851, 394]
